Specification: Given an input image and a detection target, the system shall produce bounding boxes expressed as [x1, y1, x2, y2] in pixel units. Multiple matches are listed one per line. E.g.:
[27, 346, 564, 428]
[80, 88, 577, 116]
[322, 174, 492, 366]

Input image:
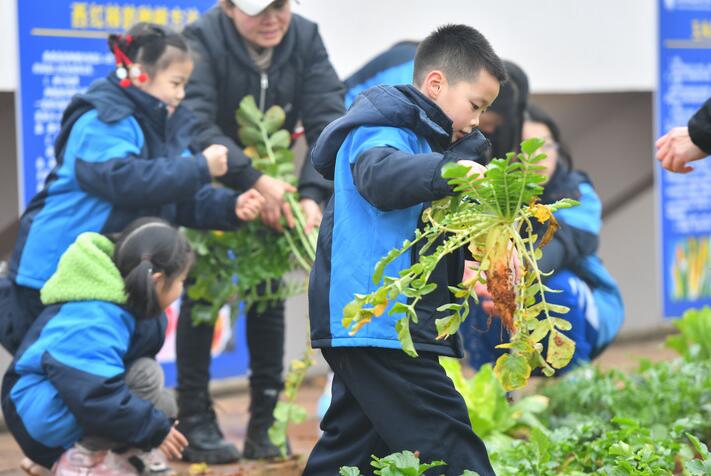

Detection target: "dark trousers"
[0, 278, 44, 355]
[303, 347, 495, 476]
[175, 289, 285, 412]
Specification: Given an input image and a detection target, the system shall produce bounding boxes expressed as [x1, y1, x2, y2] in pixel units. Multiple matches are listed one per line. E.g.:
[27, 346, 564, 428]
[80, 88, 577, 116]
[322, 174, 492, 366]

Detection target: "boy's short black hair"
[413, 24, 507, 86]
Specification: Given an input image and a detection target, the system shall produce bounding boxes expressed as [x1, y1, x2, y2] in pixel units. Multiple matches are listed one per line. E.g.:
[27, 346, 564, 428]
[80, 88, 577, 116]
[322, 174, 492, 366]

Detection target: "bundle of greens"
[186, 96, 317, 323]
[342, 139, 578, 390]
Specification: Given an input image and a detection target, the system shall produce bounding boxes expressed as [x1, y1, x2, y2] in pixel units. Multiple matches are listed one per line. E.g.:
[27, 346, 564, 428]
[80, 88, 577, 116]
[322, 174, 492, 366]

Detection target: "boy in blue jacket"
[304, 25, 506, 475]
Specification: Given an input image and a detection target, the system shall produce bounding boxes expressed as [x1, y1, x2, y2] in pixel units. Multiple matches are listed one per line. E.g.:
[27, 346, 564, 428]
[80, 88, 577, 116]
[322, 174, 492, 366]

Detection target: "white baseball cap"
[229, 0, 277, 16]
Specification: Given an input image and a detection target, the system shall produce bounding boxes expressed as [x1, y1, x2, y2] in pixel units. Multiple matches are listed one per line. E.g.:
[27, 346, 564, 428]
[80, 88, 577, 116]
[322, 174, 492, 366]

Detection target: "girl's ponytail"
[113, 218, 193, 319]
[123, 257, 162, 320]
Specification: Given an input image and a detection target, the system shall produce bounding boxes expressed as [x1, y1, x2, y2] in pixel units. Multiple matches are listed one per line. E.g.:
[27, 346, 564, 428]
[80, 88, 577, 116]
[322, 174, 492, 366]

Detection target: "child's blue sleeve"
[40, 306, 170, 450]
[538, 182, 601, 274]
[346, 126, 453, 211]
[70, 111, 211, 207]
[175, 185, 243, 230]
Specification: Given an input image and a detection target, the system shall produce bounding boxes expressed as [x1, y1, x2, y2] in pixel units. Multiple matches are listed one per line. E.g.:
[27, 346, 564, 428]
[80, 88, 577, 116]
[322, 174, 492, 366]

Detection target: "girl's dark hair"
[108, 23, 191, 75]
[113, 218, 193, 319]
[525, 103, 573, 170]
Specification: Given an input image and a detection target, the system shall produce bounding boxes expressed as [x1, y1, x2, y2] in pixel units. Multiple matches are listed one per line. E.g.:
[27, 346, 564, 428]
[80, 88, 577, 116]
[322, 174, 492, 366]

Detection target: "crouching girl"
[2, 218, 192, 475]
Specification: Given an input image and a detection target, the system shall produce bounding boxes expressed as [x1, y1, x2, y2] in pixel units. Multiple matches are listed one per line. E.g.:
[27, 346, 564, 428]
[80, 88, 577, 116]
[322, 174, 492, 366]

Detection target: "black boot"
[242, 388, 290, 459]
[177, 392, 241, 464]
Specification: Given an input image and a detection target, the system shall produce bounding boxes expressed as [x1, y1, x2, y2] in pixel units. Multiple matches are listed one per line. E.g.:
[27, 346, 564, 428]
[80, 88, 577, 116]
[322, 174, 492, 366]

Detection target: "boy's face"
[422, 69, 500, 142]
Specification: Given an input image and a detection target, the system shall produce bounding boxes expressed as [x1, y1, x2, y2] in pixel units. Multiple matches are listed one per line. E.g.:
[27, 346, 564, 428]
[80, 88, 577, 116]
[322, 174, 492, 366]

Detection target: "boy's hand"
[159, 425, 188, 460]
[656, 127, 707, 173]
[457, 160, 487, 178]
[254, 175, 297, 231]
[300, 198, 322, 234]
[236, 189, 265, 221]
[202, 144, 229, 177]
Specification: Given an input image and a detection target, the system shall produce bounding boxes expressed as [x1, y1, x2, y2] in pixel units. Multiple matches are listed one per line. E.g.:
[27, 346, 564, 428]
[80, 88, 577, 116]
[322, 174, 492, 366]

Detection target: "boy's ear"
[422, 70, 446, 101]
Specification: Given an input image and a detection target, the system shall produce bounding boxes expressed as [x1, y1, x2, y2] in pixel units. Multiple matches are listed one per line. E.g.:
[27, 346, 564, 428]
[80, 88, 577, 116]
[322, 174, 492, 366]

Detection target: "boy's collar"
[395, 84, 453, 150]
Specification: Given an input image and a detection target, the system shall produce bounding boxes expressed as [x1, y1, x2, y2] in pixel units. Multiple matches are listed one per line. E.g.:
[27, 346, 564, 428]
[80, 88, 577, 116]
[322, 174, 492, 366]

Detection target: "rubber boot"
[177, 391, 241, 464]
[242, 388, 290, 460]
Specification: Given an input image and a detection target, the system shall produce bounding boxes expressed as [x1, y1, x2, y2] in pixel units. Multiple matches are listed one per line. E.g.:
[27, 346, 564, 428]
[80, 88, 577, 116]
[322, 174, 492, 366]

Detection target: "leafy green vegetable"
[342, 139, 578, 389]
[665, 306, 711, 362]
[440, 358, 548, 440]
[186, 97, 317, 323]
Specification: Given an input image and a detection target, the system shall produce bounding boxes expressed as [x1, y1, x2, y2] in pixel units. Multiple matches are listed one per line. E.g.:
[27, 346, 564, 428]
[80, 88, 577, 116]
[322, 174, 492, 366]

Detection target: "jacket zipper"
[259, 72, 269, 112]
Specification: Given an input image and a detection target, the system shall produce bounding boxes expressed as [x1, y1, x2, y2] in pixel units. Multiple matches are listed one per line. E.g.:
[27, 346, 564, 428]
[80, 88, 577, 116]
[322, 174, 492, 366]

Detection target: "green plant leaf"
[269, 129, 291, 149]
[441, 162, 471, 179]
[237, 95, 263, 127]
[494, 353, 532, 391]
[263, 105, 286, 133]
[396, 317, 417, 357]
[547, 330, 575, 369]
[339, 468, 363, 476]
[238, 126, 263, 146]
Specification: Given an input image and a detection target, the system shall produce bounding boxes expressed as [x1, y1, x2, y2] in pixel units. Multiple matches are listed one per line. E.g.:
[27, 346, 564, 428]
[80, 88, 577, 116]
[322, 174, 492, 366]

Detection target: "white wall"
[293, 0, 657, 93]
[0, 0, 17, 92]
[1, 0, 657, 93]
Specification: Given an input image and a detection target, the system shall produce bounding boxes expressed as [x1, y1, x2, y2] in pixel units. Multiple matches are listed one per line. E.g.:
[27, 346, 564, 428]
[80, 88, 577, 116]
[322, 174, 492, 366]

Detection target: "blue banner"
[658, 0, 711, 317]
[16, 1, 250, 384]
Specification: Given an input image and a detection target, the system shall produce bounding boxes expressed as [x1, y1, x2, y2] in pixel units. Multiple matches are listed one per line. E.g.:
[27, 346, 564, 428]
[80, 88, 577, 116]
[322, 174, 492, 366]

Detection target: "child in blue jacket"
[2, 218, 193, 474]
[463, 104, 624, 372]
[0, 23, 264, 355]
[304, 25, 507, 476]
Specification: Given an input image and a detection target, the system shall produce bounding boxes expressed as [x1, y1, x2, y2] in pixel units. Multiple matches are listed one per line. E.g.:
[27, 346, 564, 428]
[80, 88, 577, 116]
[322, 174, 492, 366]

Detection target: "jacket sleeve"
[688, 97, 711, 155]
[41, 312, 170, 450]
[537, 182, 601, 274]
[72, 112, 212, 207]
[297, 26, 345, 203]
[175, 185, 243, 230]
[347, 126, 454, 211]
[182, 28, 263, 191]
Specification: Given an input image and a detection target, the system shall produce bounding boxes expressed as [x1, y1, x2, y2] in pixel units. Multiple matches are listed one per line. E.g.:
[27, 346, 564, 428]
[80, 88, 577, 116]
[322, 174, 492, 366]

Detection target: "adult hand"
[235, 189, 265, 221]
[656, 127, 707, 173]
[159, 425, 188, 460]
[202, 144, 229, 177]
[300, 198, 322, 234]
[254, 175, 297, 232]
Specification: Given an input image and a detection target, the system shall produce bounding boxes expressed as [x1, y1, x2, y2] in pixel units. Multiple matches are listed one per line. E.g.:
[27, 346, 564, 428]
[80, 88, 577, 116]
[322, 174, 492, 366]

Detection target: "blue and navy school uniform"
[1, 75, 242, 354]
[2, 303, 169, 468]
[462, 165, 625, 371]
[303, 85, 495, 476]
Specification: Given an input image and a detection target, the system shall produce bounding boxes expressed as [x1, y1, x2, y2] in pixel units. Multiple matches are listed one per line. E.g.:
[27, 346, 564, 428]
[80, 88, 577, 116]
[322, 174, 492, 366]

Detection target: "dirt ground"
[0, 337, 678, 475]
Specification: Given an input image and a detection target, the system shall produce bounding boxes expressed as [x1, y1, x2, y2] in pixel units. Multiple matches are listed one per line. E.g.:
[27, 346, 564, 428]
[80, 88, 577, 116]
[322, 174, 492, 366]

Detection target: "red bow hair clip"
[109, 34, 148, 88]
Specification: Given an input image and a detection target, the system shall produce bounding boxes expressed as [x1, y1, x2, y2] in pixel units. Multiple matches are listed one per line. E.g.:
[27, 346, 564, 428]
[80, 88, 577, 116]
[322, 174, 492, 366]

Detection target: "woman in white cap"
[176, 0, 344, 464]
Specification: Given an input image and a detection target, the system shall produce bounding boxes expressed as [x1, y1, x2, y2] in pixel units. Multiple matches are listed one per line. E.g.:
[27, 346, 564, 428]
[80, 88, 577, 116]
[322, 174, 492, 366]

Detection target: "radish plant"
[342, 139, 578, 390]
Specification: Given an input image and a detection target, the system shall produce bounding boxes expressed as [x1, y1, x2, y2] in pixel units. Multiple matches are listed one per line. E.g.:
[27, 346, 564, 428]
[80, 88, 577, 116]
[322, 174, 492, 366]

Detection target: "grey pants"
[82, 357, 176, 450]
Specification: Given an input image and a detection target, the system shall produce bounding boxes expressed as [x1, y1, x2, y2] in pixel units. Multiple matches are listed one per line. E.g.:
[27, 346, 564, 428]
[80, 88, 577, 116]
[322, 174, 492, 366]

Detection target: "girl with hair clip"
[2, 218, 194, 476]
[0, 22, 264, 357]
[463, 104, 624, 373]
